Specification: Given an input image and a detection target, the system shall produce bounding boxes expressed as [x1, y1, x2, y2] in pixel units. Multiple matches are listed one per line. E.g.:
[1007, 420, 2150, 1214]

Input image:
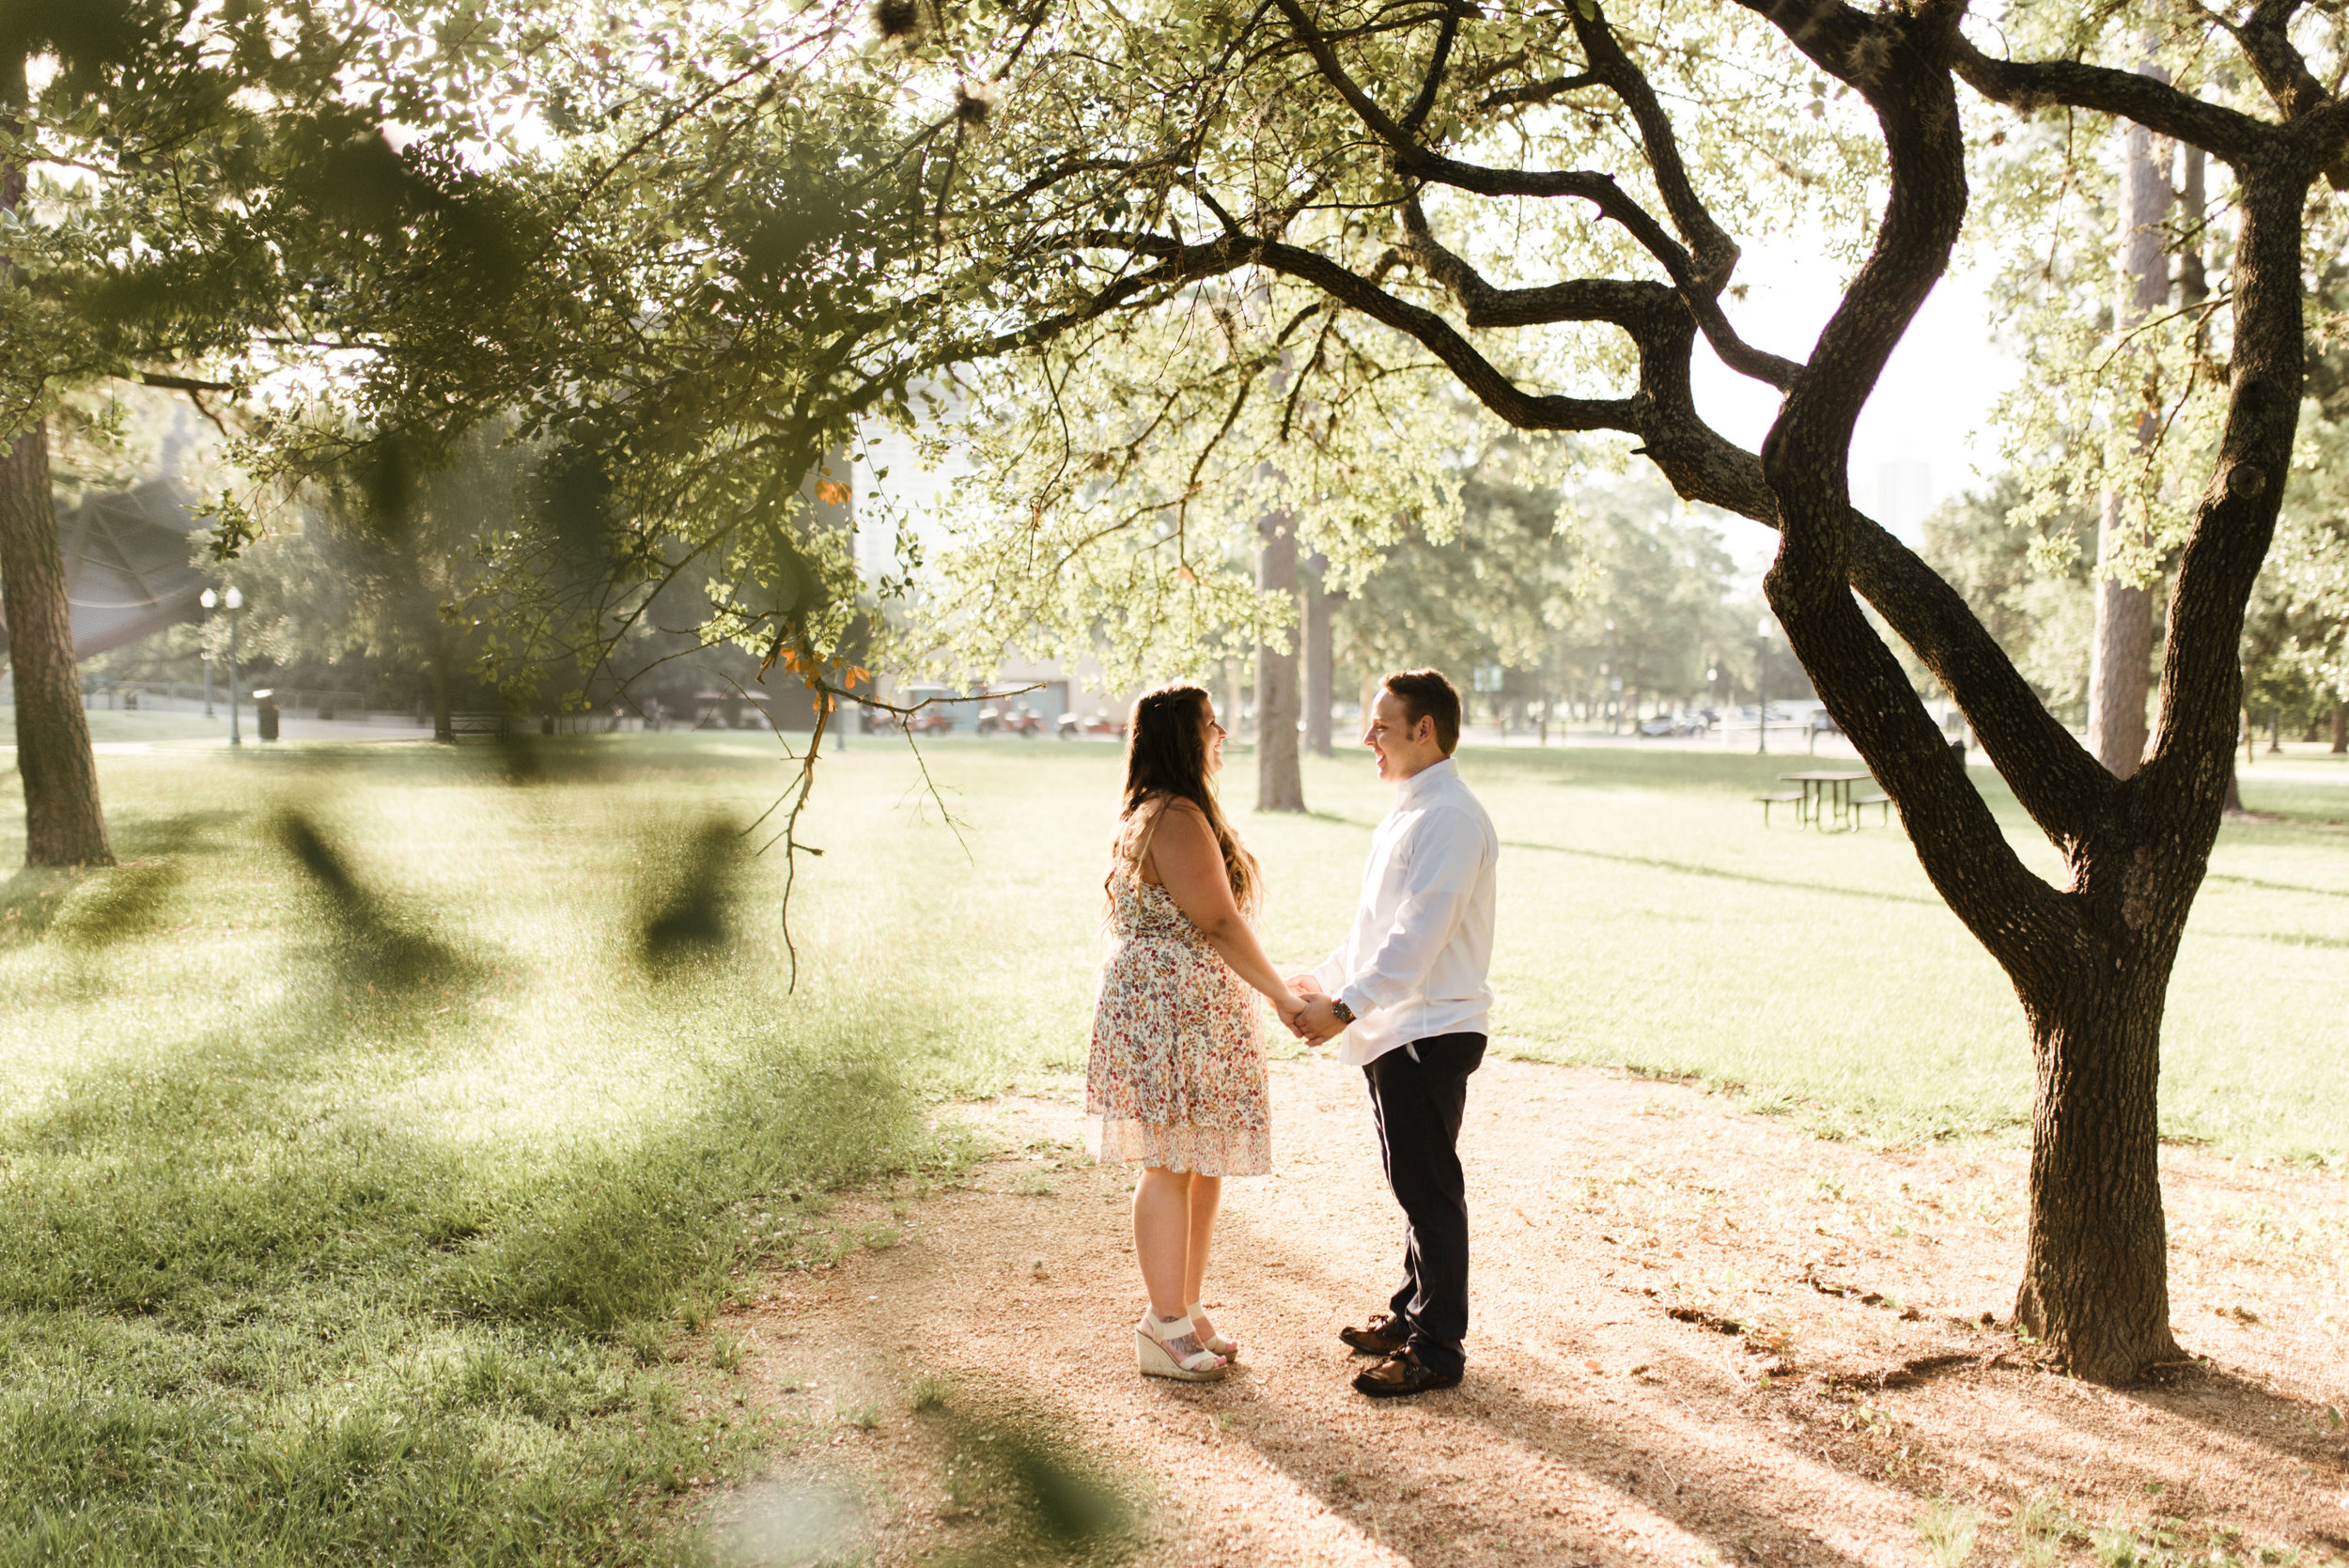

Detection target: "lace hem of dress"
[1086, 1115, 1270, 1177]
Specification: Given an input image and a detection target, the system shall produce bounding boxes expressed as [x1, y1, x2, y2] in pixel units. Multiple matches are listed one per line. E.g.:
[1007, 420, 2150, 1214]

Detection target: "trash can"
[256, 691, 281, 742]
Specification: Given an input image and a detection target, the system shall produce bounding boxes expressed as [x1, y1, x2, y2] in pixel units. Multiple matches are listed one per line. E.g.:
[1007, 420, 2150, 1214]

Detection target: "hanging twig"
[740, 651, 1041, 988]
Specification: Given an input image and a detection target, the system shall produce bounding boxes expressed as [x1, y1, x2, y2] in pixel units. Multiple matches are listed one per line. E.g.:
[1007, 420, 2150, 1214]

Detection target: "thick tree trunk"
[2085, 86, 2171, 780]
[1303, 554, 1338, 758]
[2014, 963, 2186, 1381]
[1, 131, 112, 868]
[2331, 700, 2345, 753]
[0, 420, 113, 866]
[1255, 513, 1303, 811]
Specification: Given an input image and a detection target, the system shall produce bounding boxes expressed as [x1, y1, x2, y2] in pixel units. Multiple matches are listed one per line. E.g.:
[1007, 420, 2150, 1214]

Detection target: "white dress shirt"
[1311, 757, 1499, 1067]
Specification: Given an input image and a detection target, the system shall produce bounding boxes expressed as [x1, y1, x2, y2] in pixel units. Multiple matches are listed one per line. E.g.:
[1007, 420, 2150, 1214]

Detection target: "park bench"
[448, 711, 507, 743]
[1754, 790, 1804, 826]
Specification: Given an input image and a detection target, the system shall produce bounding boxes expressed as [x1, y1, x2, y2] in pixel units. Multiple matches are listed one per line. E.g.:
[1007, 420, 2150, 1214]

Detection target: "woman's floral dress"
[1085, 800, 1271, 1176]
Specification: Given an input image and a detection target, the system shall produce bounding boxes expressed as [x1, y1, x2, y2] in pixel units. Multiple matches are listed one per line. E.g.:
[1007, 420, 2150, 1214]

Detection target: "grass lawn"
[0, 721, 2343, 1562]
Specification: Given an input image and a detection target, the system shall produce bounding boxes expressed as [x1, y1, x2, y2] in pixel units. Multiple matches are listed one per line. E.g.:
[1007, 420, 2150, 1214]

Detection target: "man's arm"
[1331, 807, 1485, 1023]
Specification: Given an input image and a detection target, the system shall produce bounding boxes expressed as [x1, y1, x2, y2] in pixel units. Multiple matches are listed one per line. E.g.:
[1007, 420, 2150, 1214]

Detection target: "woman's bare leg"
[1183, 1173, 1223, 1339]
[1133, 1166, 1195, 1321]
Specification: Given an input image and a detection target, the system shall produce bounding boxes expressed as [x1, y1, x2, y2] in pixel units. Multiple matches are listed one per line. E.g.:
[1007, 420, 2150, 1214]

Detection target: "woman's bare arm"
[1148, 802, 1306, 1026]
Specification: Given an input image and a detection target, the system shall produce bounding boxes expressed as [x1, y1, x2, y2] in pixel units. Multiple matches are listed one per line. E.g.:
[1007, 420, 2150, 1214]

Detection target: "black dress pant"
[1363, 1032, 1486, 1379]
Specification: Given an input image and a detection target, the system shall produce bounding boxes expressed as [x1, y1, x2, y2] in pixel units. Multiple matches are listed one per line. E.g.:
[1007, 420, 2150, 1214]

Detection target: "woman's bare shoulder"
[1127, 790, 1207, 822]
[1148, 796, 1212, 831]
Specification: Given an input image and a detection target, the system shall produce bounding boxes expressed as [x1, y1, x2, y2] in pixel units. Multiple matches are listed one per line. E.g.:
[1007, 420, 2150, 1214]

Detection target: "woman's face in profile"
[1201, 699, 1225, 778]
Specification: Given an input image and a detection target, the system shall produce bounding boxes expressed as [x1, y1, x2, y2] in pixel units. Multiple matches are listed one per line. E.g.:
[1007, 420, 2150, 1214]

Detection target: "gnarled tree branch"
[1269, 0, 1801, 389]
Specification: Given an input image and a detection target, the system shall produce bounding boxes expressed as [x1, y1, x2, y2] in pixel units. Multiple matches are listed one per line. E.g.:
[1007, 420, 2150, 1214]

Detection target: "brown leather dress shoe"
[1352, 1348, 1462, 1399]
[1338, 1313, 1410, 1358]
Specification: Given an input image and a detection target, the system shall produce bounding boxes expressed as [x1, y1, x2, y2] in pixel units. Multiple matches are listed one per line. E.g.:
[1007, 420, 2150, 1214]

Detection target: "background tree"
[2, 0, 539, 860]
[1334, 435, 1582, 714]
[1914, 476, 2100, 724]
[1334, 451, 1746, 732]
[1554, 476, 1753, 729]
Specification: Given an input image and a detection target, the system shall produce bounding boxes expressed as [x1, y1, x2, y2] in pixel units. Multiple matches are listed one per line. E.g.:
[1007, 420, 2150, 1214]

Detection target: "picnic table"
[1767, 769, 1886, 831]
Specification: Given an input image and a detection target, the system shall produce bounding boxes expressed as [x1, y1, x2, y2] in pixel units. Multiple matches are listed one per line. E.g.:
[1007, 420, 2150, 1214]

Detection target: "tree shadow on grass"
[0, 995, 491, 1319]
[1501, 836, 1944, 907]
[631, 815, 744, 973]
[273, 810, 485, 993]
[1, 812, 245, 956]
[1308, 805, 1943, 907]
[0, 867, 79, 949]
[447, 1041, 930, 1336]
[2202, 871, 2349, 900]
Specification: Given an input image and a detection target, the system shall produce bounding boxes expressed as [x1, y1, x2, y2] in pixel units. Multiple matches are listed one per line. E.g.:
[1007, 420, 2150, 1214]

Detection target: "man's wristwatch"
[1328, 998, 1355, 1026]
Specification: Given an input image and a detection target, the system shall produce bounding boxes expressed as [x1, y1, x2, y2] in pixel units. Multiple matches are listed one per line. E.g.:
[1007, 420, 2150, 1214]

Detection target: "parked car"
[976, 703, 1045, 737]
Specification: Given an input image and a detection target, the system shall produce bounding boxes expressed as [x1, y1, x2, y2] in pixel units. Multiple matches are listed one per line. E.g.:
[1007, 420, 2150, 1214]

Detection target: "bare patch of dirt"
[698, 1054, 2349, 1567]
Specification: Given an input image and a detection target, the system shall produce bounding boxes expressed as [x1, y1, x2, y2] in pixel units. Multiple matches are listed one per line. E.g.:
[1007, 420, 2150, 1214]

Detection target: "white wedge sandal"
[1187, 1302, 1238, 1360]
[1136, 1312, 1230, 1381]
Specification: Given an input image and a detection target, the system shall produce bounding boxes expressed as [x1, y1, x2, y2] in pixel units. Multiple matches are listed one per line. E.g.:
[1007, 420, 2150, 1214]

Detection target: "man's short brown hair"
[1381, 669, 1462, 756]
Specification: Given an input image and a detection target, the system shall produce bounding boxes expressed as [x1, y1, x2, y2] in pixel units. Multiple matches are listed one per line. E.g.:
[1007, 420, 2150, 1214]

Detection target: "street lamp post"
[201, 587, 244, 746]
[1755, 616, 1773, 755]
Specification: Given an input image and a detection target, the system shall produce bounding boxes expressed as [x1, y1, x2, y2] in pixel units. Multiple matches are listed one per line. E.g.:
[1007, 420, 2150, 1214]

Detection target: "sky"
[1689, 241, 2021, 584]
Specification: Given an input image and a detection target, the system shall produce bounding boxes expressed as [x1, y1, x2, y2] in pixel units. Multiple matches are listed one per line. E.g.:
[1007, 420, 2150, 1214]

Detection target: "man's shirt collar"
[1395, 755, 1458, 807]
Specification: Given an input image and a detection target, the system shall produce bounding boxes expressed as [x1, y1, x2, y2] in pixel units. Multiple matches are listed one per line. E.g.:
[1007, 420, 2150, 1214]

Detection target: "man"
[1291, 669, 1498, 1398]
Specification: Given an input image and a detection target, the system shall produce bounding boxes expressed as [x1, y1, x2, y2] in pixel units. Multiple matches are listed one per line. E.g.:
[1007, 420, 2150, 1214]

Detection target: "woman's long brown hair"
[1115, 682, 1261, 911]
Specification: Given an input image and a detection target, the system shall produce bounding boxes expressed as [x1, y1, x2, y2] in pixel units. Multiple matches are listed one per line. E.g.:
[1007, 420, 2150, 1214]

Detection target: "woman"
[1087, 683, 1306, 1382]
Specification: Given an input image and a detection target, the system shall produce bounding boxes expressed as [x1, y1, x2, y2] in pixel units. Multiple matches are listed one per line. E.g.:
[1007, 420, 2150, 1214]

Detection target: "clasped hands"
[1274, 973, 1347, 1045]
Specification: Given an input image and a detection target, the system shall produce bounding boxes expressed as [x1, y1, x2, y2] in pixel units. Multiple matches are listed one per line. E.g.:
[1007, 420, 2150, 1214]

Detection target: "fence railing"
[80, 683, 373, 717]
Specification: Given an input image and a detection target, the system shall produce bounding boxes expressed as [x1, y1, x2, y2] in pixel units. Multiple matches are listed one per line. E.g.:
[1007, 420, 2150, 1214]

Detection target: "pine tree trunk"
[2085, 78, 2172, 780]
[2331, 700, 2345, 754]
[2014, 960, 2186, 1381]
[0, 420, 113, 866]
[1255, 513, 1303, 811]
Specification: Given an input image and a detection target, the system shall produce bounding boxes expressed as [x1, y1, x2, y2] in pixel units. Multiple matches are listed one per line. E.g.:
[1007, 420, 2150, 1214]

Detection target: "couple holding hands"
[1085, 669, 1498, 1400]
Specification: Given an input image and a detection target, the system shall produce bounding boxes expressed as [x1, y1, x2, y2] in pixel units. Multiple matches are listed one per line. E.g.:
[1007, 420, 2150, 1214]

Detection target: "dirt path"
[704, 1054, 2349, 1568]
